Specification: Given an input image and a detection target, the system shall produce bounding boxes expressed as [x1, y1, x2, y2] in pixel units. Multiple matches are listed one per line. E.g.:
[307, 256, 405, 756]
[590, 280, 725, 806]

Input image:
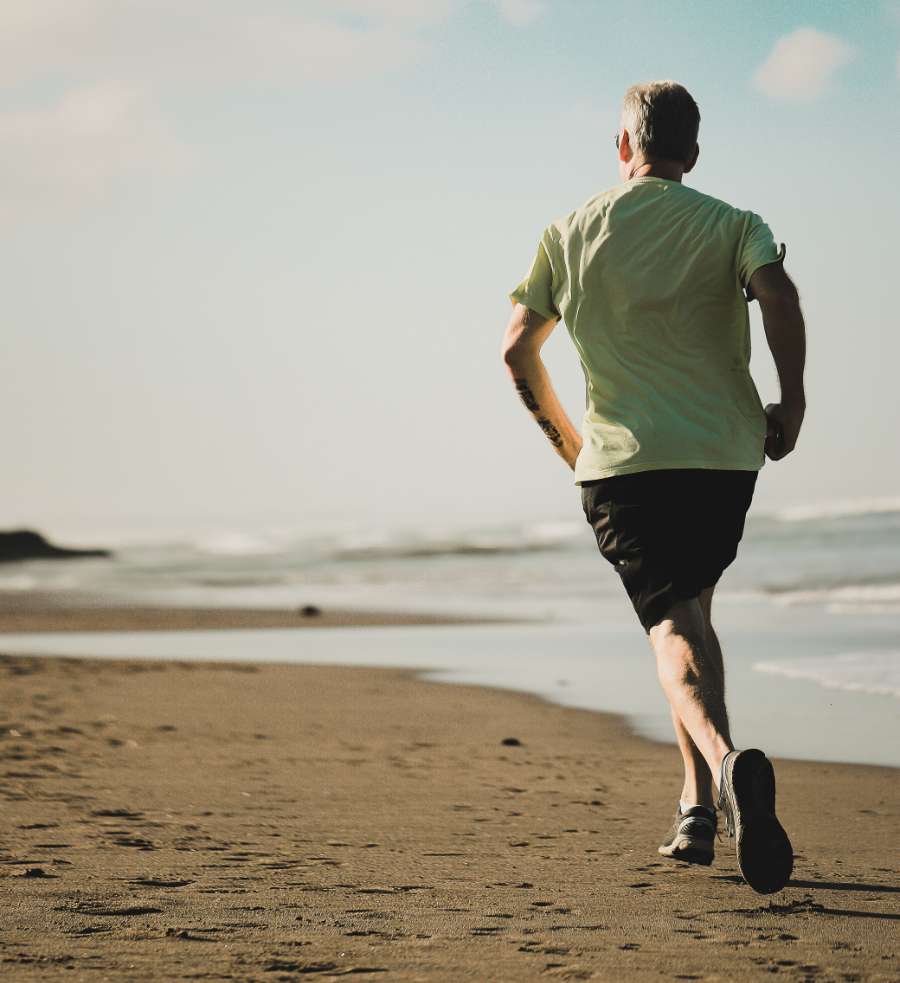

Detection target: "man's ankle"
[711, 745, 735, 789]
[680, 787, 715, 812]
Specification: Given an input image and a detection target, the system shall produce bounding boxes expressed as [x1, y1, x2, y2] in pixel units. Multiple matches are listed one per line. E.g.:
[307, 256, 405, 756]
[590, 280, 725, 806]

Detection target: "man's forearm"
[761, 297, 806, 404]
[505, 354, 582, 470]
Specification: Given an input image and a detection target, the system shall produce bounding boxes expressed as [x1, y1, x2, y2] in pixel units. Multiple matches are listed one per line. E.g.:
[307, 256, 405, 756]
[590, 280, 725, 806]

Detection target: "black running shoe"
[717, 748, 794, 894]
[658, 804, 717, 865]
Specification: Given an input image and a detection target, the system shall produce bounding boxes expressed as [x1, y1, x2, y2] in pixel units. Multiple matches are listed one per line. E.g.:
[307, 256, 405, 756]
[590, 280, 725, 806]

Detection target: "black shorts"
[580, 467, 758, 634]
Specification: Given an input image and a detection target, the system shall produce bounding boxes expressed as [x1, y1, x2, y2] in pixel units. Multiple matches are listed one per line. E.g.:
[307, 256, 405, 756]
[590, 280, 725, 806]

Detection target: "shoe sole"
[725, 749, 793, 894]
[658, 837, 714, 866]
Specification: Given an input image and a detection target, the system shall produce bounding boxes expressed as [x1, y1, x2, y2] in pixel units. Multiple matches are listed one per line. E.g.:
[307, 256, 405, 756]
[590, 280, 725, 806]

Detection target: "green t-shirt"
[508, 176, 786, 484]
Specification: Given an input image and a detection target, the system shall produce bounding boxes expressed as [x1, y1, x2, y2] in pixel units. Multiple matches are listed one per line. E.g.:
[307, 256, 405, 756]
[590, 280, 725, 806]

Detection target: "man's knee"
[648, 596, 706, 648]
[657, 653, 704, 695]
[649, 599, 711, 682]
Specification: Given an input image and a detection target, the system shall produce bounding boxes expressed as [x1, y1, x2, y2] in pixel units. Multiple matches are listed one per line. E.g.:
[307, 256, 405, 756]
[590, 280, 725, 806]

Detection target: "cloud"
[0, 2, 435, 89]
[329, 0, 455, 25]
[491, 0, 545, 26]
[0, 82, 188, 211]
[0, 1, 436, 209]
[752, 27, 855, 102]
[0, 0, 538, 211]
[0, 1, 540, 92]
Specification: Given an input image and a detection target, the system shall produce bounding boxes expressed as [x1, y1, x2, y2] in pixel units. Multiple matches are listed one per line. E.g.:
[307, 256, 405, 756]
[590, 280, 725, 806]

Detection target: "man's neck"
[628, 159, 684, 182]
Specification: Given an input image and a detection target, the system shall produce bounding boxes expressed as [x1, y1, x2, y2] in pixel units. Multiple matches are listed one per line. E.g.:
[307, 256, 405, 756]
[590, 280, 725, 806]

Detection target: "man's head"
[617, 81, 700, 182]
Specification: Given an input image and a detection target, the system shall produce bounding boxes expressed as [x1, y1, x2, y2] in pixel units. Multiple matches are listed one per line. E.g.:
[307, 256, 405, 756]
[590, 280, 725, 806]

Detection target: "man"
[502, 80, 806, 895]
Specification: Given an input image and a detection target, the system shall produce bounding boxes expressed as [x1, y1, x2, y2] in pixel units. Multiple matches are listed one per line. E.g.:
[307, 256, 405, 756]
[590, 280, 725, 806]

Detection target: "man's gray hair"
[621, 81, 700, 164]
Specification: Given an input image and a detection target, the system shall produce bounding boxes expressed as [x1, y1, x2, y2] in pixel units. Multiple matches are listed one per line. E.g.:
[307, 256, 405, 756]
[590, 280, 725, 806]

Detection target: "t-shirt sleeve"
[508, 227, 561, 321]
[738, 211, 787, 293]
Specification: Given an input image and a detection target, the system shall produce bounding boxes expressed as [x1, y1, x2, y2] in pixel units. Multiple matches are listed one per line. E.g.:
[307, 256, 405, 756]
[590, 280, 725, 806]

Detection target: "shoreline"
[0, 591, 520, 633]
[5, 644, 898, 777]
[1, 594, 898, 772]
[1, 652, 897, 980]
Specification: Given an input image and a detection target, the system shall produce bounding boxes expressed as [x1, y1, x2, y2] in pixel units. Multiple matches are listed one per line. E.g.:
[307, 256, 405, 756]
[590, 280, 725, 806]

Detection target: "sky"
[3, 0, 900, 540]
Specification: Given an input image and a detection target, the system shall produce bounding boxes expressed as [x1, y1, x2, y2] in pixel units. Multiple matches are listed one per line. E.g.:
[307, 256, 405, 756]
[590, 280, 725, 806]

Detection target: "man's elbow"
[749, 264, 801, 310]
[765, 276, 800, 307]
[501, 338, 537, 370]
[757, 286, 803, 323]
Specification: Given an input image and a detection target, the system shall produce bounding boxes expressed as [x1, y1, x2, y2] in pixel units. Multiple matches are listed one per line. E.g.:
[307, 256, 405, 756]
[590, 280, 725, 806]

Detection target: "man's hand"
[502, 303, 582, 471]
[764, 399, 805, 461]
[750, 261, 807, 464]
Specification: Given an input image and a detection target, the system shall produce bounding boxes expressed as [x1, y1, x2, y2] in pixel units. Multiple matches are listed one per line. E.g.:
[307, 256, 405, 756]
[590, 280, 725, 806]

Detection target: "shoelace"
[717, 750, 739, 838]
[720, 793, 736, 838]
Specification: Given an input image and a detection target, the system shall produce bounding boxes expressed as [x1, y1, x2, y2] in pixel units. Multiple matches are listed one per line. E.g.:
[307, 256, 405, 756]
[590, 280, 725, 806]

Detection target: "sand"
[1, 648, 898, 982]
[0, 593, 511, 633]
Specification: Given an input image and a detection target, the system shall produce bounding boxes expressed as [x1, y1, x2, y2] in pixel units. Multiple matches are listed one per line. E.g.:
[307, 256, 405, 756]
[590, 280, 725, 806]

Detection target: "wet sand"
[1, 650, 897, 981]
[0, 592, 511, 633]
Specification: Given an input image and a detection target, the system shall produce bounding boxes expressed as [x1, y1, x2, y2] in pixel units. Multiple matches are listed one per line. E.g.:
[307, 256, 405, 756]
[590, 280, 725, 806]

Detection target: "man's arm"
[501, 303, 582, 470]
[748, 262, 806, 461]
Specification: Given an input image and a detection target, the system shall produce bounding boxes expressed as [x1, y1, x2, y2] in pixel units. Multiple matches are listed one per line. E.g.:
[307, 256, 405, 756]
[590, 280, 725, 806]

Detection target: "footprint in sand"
[111, 838, 156, 849]
[18, 867, 58, 878]
[90, 808, 145, 819]
[58, 905, 164, 916]
[128, 878, 193, 888]
[263, 960, 387, 974]
[166, 928, 218, 942]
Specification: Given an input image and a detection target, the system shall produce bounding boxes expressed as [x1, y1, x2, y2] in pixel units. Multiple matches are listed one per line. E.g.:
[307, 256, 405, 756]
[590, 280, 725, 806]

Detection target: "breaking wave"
[771, 496, 900, 523]
[754, 651, 900, 699]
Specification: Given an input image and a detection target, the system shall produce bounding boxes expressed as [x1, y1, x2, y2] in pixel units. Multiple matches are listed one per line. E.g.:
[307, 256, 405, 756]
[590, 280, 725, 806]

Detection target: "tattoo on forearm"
[537, 417, 564, 447]
[513, 377, 540, 412]
[512, 376, 563, 448]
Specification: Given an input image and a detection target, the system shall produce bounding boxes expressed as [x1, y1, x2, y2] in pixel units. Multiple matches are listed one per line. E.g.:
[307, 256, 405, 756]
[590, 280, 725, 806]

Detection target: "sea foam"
[753, 651, 900, 699]
[772, 496, 900, 523]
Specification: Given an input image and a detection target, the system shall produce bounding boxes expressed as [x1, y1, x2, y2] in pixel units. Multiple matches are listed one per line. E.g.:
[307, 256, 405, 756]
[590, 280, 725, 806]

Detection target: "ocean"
[2, 497, 898, 768]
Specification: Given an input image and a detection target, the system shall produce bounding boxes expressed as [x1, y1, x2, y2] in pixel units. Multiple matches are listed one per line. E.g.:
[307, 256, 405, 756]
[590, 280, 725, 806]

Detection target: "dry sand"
[1, 648, 898, 982]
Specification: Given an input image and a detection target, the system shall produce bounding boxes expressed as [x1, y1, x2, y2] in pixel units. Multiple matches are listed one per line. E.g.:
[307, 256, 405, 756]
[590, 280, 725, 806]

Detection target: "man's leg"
[664, 586, 728, 808]
[648, 590, 733, 784]
[652, 587, 794, 892]
[668, 708, 715, 808]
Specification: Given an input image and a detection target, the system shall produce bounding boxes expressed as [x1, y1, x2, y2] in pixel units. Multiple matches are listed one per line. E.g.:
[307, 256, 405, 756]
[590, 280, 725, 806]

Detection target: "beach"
[2, 636, 898, 981]
[4, 3, 898, 979]
[0, 593, 502, 634]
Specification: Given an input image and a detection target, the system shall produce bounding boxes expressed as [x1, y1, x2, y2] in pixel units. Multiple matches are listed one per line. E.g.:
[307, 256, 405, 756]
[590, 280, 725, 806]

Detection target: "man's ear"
[618, 128, 633, 164]
[684, 142, 699, 173]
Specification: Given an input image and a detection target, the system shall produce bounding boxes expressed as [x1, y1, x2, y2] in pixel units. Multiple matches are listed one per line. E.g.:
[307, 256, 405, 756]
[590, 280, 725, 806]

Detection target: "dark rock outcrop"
[0, 529, 112, 564]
